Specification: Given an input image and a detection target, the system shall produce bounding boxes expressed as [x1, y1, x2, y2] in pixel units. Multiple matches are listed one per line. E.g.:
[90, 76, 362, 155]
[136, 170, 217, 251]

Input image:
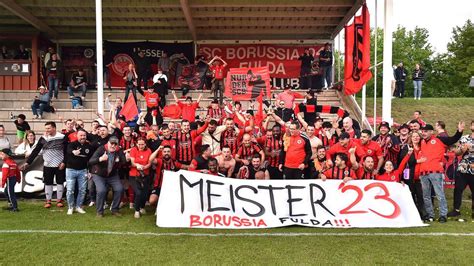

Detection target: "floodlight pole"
[382, 0, 393, 125]
[96, 0, 104, 115]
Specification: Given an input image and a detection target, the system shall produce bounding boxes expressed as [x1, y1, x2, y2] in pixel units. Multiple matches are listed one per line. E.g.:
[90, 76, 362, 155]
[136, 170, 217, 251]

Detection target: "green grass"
[1, 188, 474, 265]
[356, 97, 474, 133]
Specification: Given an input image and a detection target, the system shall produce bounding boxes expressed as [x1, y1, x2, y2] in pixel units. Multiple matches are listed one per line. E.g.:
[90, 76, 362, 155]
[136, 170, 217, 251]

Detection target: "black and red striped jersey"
[322, 166, 356, 180]
[220, 129, 243, 154]
[237, 143, 262, 162]
[264, 136, 283, 167]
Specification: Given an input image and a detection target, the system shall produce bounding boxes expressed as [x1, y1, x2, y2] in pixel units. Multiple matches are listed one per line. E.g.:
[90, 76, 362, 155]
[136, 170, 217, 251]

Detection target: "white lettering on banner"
[239, 61, 286, 75]
[156, 170, 427, 229]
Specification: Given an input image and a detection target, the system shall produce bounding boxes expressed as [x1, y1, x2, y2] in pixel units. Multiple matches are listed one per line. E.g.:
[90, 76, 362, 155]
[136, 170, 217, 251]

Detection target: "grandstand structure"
[0, 0, 395, 144]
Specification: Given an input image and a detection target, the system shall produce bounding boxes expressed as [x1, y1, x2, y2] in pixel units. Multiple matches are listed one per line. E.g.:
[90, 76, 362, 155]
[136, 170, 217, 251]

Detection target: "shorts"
[151, 187, 161, 197]
[43, 166, 66, 185]
[17, 130, 25, 140]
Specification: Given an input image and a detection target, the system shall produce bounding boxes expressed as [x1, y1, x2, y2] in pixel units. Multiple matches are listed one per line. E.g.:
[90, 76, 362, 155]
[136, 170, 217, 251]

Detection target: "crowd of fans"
[0, 48, 472, 225]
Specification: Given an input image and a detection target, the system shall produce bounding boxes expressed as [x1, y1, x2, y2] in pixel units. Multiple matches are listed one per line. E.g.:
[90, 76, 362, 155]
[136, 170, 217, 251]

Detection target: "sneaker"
[104, 202, 109, 209]
[75, 207, 86, 214]
[56, 200, 64, 208]
[438, 216, 448, 223]
[134, 211, 140, 219]
[423, 216, 434, 223]
[44, 201, 52, 208]
[129, 203, 134, 209]
[33, 115, 39, 119]
[81, 96, 85, 101]
[139, 208, 146, 215]
[38, 115, 42, 119]
[69, 96, 74, 99]
[414, 97, 417, 100]
[447, 210, 461, 217]
[67, 208, 74, 215]
[88, 201, 95, 207]
[119, 202, 125, 209]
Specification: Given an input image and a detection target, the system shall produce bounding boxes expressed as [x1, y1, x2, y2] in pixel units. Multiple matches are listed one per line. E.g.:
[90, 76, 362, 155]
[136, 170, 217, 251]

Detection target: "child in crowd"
[14, 114, 31, 144]
[1, 148, 21, 212]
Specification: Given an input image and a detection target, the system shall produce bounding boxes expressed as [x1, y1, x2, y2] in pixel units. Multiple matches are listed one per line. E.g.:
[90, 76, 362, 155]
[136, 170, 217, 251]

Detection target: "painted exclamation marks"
[334, 219, 340, 226]
[345, 219, 351, 227]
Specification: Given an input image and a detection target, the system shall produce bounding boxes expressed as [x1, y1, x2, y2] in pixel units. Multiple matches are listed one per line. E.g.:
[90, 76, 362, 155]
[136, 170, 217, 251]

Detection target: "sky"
[365, 0, 473, 53]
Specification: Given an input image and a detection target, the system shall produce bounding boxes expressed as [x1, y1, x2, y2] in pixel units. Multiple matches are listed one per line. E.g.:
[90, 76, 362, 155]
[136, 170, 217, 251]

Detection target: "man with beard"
[350, 147, 376, 180]
[216, 146, 236, 178]
[319, 121, 338, 149]
[91, 125, 110, 152]
[320, 153, 356, 182]
[279, 121, 312, 179]
[159, 124, 177, 160]
[397, 124, 411, 147]
[419, 122, 464, 223]
[262, 125, 284, 180]
[373, 121, 400, 169]
[149, 146, 187, 206]
[354, 129, 383, 175]
[65, 129, 93, 215]
[326, 132, 363, 169]
[238, 154, 270, 180]
[409, 120, 421, 132]
[337, 117, 360, 139]
[201, 119, 228, 156]
[314, 145, 329, 177]
[236, 133, 265, 167]
[220, 118, 244, 154]
[174, 118, 209, 165]
[189, 145, 212, 172]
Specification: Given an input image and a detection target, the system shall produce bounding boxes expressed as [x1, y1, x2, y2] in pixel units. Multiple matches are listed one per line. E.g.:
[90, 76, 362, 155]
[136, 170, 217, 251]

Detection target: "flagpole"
[373, 0, 378, 130]
[96, 0, 104, 115]
[382, 0, 393, 125]
[362, 84, 366, 123]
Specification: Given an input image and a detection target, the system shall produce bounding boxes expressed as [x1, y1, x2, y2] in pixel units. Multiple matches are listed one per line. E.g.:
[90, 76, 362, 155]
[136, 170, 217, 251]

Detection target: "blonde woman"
[14, 130, 38, 158]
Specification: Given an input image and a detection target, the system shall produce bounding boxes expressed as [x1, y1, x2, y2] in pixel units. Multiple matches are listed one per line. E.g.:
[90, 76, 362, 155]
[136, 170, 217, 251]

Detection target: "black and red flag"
[344, 4, 372, 95]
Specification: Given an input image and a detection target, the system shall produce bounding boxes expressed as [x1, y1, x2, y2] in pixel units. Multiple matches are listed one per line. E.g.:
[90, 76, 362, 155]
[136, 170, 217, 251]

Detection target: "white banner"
[156, 170, 427, 229]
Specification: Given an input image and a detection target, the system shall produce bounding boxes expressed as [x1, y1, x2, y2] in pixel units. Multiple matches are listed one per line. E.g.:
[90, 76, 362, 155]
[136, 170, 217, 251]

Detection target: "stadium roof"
[0, 0, 363, 42]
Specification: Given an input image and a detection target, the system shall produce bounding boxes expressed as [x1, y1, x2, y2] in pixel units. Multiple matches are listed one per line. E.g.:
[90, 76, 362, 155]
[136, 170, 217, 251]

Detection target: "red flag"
[344, 4, 372, 95]
[162, 104, 182, 119]
[225, 67, 271, 101]
[119, 96, 139, 121]
[255, 90, 265, 127]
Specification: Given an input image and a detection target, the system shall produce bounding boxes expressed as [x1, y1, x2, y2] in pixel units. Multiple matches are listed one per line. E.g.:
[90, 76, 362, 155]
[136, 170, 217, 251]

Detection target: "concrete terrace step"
[0, 89, 339, 99]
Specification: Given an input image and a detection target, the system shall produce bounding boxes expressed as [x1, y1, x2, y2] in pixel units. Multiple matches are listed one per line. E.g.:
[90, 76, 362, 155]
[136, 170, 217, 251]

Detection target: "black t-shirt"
[135, 56, 150, 75]
[14, 120, 30, 132]
[66, 141, 93, 170]
[71, 73, 87, 86]
[319, 50, 333, 67]
[298, 54, 314, 68]
[248, 166, 267, 180]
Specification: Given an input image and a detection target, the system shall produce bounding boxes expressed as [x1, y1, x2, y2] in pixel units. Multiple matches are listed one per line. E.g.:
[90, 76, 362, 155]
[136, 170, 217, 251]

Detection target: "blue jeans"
[65, 168, 88, 209]
[48, 76, 59, 98]
[4, 176, 17, 209]
[67, 84, 87, 97]
[321, 65, 332, 87]
[420, 173, 448, 218]
[31, 101, 48, 116]
[413, 80, 422, 98]
[92, 174, 123, 214]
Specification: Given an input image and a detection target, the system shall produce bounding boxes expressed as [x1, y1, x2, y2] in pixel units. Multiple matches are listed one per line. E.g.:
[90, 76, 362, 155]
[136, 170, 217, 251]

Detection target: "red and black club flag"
[344, 4, 372, 95]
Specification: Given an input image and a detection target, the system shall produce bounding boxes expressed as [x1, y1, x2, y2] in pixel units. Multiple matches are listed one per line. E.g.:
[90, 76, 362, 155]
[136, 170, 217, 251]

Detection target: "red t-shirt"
[353, 139, 383, 166]
[178, 102, 199, 122]
[210, 65, 225, 80]
[144, 91, 160, 108]
[284, 135, 308, 168]
[129, 147, 152, 176]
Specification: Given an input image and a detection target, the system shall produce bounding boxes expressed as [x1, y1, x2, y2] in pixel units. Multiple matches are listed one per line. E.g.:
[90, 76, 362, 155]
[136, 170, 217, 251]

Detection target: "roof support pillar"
[382, 0, 393, 125]
[96, 0, 104, 115]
